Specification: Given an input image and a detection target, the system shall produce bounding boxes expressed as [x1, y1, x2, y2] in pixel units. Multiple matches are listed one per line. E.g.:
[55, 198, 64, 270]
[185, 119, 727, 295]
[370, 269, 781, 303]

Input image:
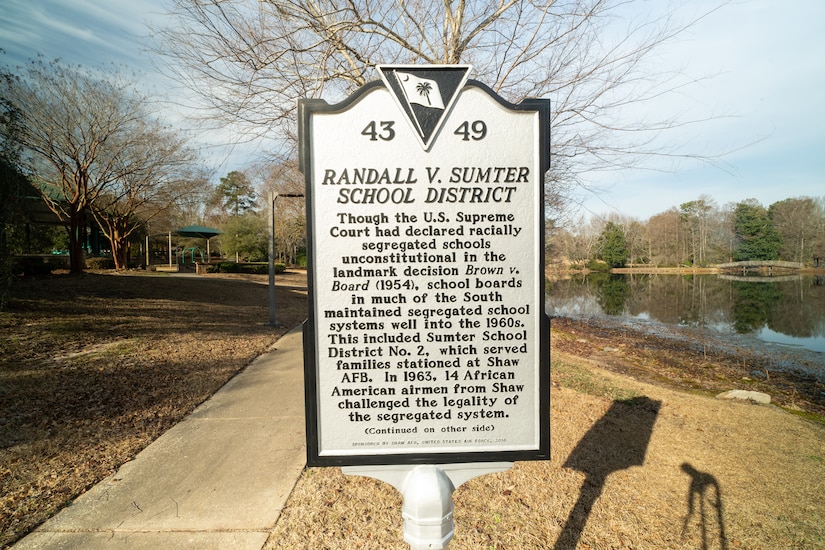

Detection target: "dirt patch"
[550, 316, 825, 419]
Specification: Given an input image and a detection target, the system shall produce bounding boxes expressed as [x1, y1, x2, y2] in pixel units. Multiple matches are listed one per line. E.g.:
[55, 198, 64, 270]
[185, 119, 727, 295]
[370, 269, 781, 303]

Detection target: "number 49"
[454, 120, 487, 141]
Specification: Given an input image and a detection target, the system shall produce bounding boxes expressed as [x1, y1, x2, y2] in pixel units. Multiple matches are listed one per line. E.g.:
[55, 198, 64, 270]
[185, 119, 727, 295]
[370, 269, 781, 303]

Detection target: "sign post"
[300, 65, 550, 548]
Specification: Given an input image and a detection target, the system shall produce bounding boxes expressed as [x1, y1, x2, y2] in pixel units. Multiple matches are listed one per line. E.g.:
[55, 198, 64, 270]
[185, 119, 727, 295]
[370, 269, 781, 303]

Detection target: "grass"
[0, 270, 308, 548]
[2, 270, 824, 549]
[550, 359, 639, 401]
[267, 349, 825, 549]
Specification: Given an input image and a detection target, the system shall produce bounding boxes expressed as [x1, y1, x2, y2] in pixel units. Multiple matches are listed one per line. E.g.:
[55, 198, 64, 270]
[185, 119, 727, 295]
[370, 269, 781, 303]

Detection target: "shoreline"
[549, 314, 825, 421]
[547, 265, 825, 276]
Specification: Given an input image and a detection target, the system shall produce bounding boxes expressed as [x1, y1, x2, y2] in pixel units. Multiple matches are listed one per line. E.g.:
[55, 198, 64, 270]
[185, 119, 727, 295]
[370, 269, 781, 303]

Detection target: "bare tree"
[154, 0, 728, 211]
[0, 58, 183, 273]
[253, 159, 306, 264]
[679, 195, 717, 266]
[90, 125, 208, 270]
[624, 219, 646, 265]
[645, 208, 681, 266]
[769, 197, 824, 265]
[552, 214, 605, 265]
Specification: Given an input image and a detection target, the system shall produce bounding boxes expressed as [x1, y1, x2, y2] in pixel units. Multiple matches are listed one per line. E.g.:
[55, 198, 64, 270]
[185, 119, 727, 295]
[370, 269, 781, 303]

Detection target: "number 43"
[361, 120, 395, 141]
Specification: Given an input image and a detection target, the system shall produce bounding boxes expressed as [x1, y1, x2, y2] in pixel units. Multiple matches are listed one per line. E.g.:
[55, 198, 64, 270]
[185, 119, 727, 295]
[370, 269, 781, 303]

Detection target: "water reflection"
[729, 279, 783, 333]
[591, 273, 630, 316]
[548, 274, 825, 353]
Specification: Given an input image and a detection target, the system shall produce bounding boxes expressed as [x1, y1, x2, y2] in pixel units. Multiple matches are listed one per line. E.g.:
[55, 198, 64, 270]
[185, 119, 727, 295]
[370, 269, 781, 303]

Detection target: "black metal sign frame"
[300, 71, 550, 467]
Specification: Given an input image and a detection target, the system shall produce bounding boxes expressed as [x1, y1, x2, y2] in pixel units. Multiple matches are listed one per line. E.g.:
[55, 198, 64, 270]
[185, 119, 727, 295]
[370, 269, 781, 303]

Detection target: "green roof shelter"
[173, 225, 222, 264]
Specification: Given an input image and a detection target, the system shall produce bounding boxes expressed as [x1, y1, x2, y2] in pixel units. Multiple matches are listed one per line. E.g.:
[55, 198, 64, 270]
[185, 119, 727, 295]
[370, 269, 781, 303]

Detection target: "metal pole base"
[343, 462, 512, 549]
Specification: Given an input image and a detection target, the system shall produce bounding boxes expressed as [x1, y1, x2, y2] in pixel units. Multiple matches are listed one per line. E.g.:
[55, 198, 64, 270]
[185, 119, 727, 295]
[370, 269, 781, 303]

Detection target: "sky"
[1, 0, 823, 221]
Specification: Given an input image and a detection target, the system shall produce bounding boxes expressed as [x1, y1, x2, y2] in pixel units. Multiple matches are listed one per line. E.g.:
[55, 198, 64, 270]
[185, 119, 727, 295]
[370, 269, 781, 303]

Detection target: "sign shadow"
[554, 396, 662, 549]
[680, 463, 728, 550]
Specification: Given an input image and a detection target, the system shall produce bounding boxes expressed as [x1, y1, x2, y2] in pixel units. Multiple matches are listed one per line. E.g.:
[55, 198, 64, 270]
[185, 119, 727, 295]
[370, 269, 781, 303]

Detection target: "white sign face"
[301, 66, 549, 466]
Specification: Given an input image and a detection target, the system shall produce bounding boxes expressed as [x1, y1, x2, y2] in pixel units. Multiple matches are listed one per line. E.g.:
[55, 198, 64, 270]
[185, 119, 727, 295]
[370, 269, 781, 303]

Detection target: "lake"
[547, 273, 825, 356]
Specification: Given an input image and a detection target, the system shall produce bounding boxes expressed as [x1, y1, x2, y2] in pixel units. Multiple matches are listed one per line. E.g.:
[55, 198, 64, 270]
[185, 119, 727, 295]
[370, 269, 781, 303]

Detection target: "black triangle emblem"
[378, 65, 472, 151]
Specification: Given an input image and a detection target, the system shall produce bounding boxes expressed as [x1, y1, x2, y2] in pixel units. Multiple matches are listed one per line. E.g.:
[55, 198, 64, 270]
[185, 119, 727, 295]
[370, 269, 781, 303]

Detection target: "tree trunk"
[110, 237, 125, 270]
[68, 209, 86, 274]
[107, 223, 130, 270]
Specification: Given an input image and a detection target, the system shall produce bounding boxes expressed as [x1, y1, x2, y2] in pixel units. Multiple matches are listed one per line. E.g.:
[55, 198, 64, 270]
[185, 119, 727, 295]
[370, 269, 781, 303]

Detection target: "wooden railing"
[716, 260, 803, 272]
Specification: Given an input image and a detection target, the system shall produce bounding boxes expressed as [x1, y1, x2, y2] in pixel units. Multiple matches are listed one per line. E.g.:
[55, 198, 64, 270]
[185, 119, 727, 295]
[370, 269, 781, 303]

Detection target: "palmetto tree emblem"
[416, 81, 433, 105]
[381, 66, 470, 149]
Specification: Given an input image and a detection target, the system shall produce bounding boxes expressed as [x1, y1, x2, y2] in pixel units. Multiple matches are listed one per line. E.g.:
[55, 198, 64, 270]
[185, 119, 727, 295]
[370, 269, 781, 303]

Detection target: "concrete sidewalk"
[15, 327, 307, 550]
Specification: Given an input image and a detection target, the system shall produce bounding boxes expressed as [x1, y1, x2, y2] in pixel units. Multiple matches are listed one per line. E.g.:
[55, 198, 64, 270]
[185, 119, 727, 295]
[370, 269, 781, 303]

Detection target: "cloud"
[578, 0, 825, 220]
[0, 0, 163, 68]
[1, 0, 822, 196]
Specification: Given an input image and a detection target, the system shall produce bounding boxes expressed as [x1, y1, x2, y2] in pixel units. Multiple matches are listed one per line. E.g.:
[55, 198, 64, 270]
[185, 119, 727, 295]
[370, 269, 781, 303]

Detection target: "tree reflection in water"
[548, 274, 825, 351]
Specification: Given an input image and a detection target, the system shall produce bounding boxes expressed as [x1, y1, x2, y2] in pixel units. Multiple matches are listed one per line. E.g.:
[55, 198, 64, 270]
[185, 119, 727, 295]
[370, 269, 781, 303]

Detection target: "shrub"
[85, 257, 115, 270]
[243, 263, 268, 275]
[296, 248, 307, 267]
[12, 256, 62, 276]
[586, 259, 610, 272]
[207, 262, 285, 275]
[207, 261, 240, 273]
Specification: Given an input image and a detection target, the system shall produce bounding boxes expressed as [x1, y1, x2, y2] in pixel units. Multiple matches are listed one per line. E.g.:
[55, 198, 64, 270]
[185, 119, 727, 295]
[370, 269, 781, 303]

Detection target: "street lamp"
[268, 190, 304, 327]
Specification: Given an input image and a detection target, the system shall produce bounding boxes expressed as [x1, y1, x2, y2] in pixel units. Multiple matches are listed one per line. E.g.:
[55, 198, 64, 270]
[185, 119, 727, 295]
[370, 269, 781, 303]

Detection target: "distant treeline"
[551, 195, 825, 268]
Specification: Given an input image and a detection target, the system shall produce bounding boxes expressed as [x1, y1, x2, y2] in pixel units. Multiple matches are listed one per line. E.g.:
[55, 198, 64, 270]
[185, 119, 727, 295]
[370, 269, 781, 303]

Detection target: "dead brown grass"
[267, 356, 825, 549]
[0, 269, 307, 548]
[2, 269, 823, 549]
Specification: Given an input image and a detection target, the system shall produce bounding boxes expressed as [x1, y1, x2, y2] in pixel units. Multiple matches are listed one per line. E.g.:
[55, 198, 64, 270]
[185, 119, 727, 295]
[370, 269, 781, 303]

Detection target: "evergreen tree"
[219, 212, 267, 262]
[597, 222, 629, 268]
[733, 200, 782, 261]
[213, 171, 257, 218]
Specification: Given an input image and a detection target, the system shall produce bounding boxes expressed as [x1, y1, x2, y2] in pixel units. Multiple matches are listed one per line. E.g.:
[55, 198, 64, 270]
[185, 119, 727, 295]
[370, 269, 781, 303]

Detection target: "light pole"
[268, 190, 304, 327]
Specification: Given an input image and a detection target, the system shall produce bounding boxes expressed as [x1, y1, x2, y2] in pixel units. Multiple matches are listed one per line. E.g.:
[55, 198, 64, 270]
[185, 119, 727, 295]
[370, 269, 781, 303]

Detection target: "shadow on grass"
[1, 272, 308, 449]
[4, 272, 307, 337]
[7, 271, 295, 305]
[681, 463, 728, 550]
[554, 396, 661, 549]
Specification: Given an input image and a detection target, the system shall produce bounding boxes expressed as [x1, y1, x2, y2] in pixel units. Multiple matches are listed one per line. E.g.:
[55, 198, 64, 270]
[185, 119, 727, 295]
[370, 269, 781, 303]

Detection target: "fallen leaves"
[0, 271, 308, 547]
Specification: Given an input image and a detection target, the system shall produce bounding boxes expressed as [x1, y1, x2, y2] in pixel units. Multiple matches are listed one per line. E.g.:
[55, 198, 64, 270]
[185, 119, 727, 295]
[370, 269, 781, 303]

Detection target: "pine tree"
[733, 200, 782, 261]
[597, 222, 629, 268]
[214, 171, 257, 218]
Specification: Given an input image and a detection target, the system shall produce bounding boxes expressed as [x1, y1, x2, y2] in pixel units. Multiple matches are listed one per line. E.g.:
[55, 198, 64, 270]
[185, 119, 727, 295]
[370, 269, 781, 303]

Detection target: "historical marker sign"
[300, 65, 550, 467]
